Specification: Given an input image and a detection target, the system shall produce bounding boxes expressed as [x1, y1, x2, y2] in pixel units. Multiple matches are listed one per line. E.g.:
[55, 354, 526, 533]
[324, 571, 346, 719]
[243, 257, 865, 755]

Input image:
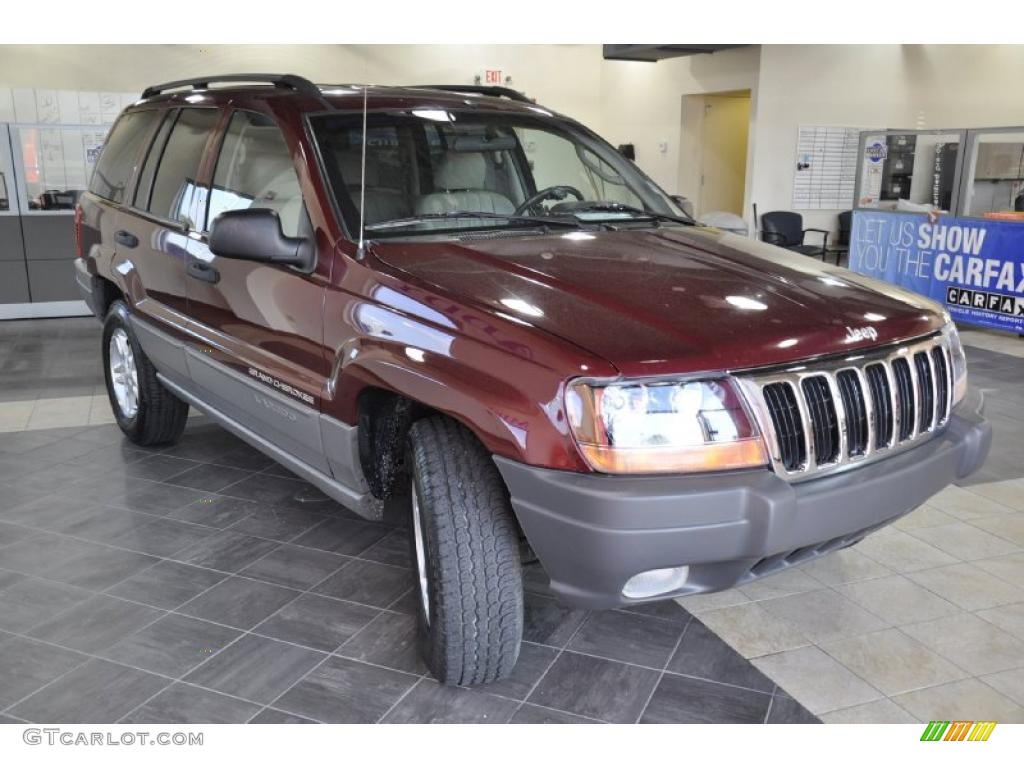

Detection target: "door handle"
[186, 258, 220, 284]
[114, 230, 138, 248]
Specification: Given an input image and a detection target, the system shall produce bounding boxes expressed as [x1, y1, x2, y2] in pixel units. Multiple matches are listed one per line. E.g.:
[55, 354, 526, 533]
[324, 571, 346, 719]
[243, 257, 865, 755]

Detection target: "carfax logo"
[920, 721, 997, 742]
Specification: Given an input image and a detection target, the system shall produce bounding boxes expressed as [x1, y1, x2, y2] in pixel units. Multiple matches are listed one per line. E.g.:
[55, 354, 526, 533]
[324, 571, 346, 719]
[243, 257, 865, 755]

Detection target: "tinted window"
[147, 108, 218, 227]
[207, 111, 303, 236]
[89, 110, 161, 203]
[132, 111, 175, 210]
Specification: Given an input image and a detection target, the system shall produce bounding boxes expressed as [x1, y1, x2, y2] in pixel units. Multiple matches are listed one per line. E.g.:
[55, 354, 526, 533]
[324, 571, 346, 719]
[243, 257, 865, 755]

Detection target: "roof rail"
[141, 73, 322, 100]
[411, 85, 533, 103]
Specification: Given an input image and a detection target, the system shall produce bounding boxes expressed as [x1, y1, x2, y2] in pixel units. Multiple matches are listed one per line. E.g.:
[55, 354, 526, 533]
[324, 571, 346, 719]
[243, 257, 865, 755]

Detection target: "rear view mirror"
[209, 208, 313, 270]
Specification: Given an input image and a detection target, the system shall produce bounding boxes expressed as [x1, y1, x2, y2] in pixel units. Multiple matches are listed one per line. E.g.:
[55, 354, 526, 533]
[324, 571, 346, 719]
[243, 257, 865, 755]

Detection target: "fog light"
[622, 566, 690, 599]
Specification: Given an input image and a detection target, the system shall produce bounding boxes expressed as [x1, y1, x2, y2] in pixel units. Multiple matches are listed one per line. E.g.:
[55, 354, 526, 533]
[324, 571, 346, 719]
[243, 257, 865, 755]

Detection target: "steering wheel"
[514, 185, 585, 216]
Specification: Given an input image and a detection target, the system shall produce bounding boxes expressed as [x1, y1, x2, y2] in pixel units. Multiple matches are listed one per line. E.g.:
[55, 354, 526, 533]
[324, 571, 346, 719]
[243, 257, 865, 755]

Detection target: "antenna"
[356, 85, 369, 260]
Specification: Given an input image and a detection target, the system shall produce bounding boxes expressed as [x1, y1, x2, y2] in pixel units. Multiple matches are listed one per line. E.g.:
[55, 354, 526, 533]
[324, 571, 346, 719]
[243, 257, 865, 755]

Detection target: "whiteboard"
[791, 125, 862, 210]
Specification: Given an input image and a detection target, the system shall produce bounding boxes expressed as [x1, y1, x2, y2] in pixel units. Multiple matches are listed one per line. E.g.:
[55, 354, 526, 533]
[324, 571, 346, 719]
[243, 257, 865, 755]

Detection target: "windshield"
[309, 109, 685, 237]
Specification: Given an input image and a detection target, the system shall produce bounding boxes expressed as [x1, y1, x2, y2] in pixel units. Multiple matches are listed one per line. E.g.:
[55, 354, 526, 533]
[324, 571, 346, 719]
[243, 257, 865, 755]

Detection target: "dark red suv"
[75, 74, 991, 686]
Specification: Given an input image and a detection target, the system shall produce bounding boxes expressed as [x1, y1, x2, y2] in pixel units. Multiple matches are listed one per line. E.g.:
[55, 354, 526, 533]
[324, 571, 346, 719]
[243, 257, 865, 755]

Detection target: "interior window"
[515, 127, 642, 207]
[207, 111, 303, 237]
[89, 110, 161, 204]
[146, 108, 218, 227]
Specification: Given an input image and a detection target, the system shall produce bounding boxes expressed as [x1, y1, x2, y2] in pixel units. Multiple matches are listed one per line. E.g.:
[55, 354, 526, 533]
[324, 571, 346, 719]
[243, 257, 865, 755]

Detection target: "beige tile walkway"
[0, 391, 201, 433]
[678, 478, 1024, 723]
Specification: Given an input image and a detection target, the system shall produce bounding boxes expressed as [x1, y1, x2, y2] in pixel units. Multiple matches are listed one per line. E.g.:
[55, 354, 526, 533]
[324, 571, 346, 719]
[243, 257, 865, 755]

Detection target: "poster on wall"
[849, 210, 1024, 333]
[791, 125, 863, 209]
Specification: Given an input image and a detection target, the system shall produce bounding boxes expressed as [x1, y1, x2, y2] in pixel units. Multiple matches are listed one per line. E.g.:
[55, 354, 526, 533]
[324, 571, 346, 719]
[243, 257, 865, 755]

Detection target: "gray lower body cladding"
[495, 387, 991, 609]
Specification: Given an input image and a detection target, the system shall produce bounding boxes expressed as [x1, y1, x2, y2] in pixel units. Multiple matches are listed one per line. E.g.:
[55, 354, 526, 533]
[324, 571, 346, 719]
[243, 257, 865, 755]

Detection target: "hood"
[372, 226, 945, 378]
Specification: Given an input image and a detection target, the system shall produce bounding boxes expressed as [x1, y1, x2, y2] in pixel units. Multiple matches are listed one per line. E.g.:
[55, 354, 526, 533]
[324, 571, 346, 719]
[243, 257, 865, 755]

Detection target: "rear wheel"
[102, 301, 188, 446]
[406, 416, 524, 686]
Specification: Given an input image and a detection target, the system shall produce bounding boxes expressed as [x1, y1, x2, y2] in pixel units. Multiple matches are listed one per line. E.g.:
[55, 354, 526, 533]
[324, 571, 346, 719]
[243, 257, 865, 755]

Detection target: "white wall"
[0, 44, 759, 196]
[749, 45, 1024, 236]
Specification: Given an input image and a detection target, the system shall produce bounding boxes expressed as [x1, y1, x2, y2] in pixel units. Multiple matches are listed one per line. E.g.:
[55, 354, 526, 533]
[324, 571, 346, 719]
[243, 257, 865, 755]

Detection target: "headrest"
[435, 152, 486, 190]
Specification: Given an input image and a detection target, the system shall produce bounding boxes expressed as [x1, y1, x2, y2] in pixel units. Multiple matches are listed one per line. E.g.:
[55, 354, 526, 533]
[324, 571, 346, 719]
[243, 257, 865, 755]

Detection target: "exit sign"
[479, 69, 512, 86]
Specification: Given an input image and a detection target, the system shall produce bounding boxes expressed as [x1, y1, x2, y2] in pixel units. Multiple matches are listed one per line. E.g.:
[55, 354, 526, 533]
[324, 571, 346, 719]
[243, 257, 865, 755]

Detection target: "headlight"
[941, 321, 968, 406]
[565, 378, 768, 474]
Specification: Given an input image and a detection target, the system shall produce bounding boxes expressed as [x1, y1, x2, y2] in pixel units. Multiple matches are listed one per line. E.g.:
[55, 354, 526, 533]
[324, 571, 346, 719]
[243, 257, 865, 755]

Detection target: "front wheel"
[103, 300, 189, 446]
[407, 416, 524, 686]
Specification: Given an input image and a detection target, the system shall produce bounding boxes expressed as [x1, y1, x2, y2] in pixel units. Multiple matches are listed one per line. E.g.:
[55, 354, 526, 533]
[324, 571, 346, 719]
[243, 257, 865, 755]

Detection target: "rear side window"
[146, 108, 219, 227]
[89, 110, 161, 203]
[132, 111, 175, 210]
[206, 111, 303, 236]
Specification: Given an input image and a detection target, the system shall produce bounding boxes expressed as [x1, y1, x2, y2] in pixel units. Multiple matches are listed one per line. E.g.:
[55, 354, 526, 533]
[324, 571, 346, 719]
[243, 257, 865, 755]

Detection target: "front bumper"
[495, 387, 991, 609]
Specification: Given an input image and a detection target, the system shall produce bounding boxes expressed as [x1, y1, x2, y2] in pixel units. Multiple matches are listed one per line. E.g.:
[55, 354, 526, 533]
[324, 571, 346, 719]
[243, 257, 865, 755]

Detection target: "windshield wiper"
[365, 211, 585, 233]
[565, 202, 697, 226]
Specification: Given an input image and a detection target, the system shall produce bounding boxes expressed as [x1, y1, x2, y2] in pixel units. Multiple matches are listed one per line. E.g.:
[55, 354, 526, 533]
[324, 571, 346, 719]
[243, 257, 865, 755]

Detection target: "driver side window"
[206, 111, 303, 236]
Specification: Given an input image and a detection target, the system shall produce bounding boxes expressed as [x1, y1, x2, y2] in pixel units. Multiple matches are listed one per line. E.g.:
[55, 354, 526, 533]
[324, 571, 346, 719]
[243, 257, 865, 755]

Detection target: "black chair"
[759, 210, 829, 260]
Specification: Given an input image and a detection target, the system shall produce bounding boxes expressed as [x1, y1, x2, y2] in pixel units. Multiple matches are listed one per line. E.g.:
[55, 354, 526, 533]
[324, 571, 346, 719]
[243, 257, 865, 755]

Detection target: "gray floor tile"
[175, 530, 280, 573]
[27, 594, 164, 654]
[568, 610, 684, 669]
[617, 600, 692, 626]
[0, 533, 99, 578]
[292, 517, 389, 556]
[476, 641, 558, 701]
[123, 455, 202, 482]
[108, 480, 209, 514]
[109, 517, 214, 558]
[0, 521, 36, 548]
[272, 656, 418, 723]
[249, 708, 317, 724]
[0, 634, 88, 709]
[256, 593, 379, 652]
[121, 683, 261, 724]
[357, 529, 412, 568]
[240, 544, 348, 590]
[767, 693, 821, 724]
[383, 679, 519, 723]
[667, 619, 775, 693]
[641, 674, 773, 724]
[165, 463, 254, 494]
[102, 613, 242, 677]
[185, 633, 324, 704]
[0, 495, 97, 531]
[227, 508, 326, 542]
[218, 472, 314, 506]
[10, 659, 168, 724]
[0, 576, 92, 633]
[178, 576, 299, 630]
[528, 651, 660, 723]
[105, 560, 226, 610]
[337, 611, 426, 674]
[54, 505, 159, 544]
[47, 544, 159, 591]
[509, 703, 601, 723]
[168, 496, 267, 529]
[313, 559, 412, 608]
[522, 593, 588, 648]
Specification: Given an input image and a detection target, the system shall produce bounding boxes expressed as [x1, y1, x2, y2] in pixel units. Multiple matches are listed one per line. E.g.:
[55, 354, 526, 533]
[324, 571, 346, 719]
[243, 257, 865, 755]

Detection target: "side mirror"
[209, 208, 313, 270]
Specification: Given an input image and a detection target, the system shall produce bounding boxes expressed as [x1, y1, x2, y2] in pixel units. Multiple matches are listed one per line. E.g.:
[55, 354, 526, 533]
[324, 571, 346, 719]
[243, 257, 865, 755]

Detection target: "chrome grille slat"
[742, 334, 951, 483]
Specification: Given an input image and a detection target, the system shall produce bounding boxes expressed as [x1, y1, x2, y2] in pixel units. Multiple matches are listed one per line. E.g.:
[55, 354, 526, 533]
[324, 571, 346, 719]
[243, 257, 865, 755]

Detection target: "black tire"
[102, 300, 188, 446]
[407, 416, 524, 686]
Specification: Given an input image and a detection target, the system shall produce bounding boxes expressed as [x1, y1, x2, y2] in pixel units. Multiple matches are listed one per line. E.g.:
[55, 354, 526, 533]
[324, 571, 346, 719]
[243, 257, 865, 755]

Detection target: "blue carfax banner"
[850, 210, 1024, 333]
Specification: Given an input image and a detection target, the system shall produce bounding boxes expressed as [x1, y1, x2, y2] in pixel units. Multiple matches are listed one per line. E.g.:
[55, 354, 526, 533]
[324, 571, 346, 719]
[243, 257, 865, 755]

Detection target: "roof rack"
[141, 73, 322, 100]
[411, 85, 533, 103]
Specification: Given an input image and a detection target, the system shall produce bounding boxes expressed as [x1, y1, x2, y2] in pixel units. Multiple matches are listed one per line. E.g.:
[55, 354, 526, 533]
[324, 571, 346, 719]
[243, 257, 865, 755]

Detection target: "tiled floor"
[0, 318, 814, 724]
[677, 339, 1024, 723]
[1, 317, 1022, 724]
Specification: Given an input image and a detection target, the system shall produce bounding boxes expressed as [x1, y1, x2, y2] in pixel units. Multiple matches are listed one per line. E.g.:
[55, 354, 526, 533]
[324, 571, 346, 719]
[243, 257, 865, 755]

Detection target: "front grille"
[741, 334, 953, 480]
[836, 370, 868, 456]
[892, 357, 915, 441]
[762, 383, 806, 471]
[801, 376, 839, 464]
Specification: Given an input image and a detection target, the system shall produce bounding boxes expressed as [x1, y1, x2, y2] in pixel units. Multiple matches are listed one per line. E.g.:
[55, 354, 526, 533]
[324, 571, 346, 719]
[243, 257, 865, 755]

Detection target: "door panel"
[184, 109, 329, 471]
